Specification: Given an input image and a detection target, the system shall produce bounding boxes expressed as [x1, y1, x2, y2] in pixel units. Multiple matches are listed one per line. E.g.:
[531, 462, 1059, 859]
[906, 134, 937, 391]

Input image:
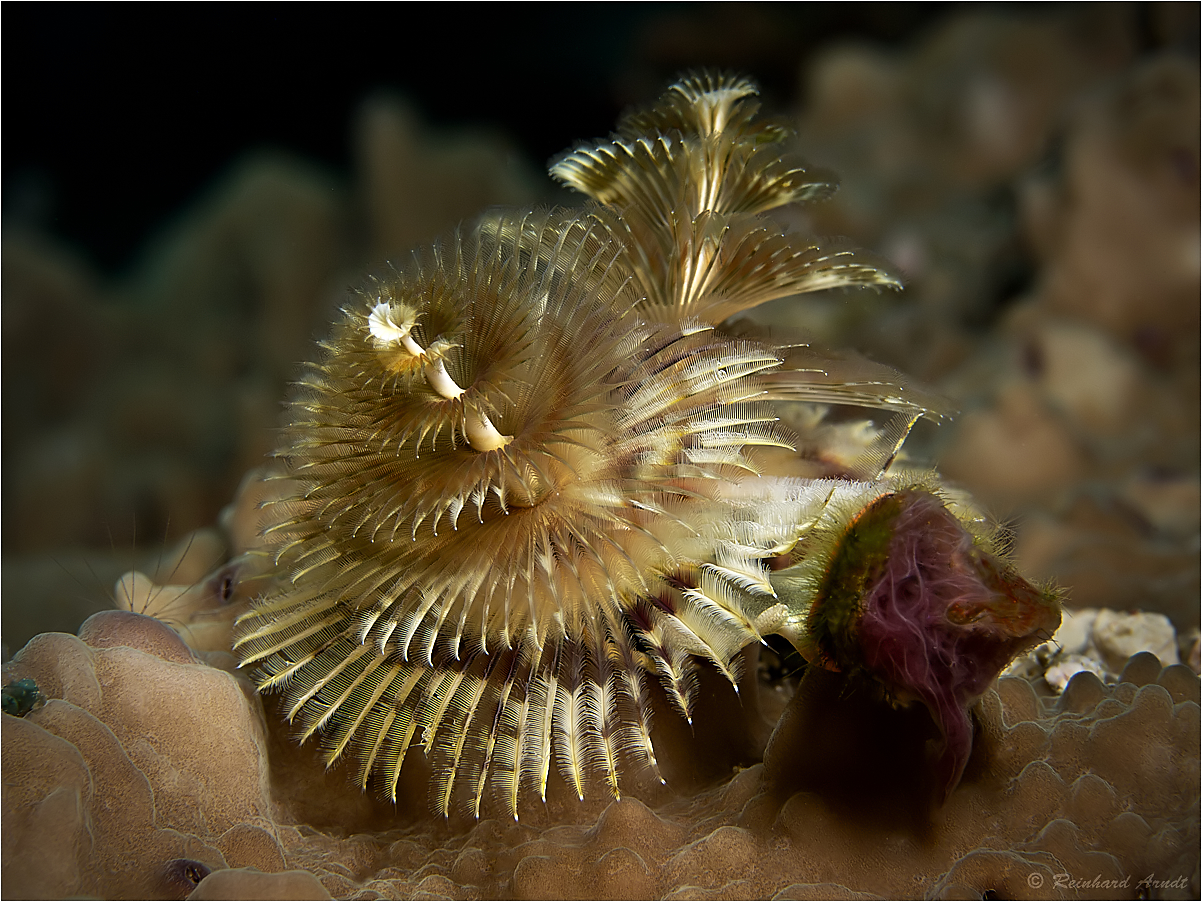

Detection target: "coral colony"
[234, 73, 1061, 819]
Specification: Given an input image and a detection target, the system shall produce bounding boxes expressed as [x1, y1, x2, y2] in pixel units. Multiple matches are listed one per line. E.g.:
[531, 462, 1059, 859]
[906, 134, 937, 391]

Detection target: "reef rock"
[3, 612, 1198, 900]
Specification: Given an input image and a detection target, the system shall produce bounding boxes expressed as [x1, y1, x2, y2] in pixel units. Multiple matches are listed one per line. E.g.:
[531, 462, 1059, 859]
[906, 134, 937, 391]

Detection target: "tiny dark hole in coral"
[980, 890, 1001, 901]
[209, 562, 240, 605]
[161, 858, 211, 897]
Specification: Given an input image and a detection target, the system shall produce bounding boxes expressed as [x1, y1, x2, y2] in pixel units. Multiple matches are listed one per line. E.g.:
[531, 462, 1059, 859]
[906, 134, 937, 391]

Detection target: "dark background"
[5, 3, 988, 274]
[2, 2, 1197, 648]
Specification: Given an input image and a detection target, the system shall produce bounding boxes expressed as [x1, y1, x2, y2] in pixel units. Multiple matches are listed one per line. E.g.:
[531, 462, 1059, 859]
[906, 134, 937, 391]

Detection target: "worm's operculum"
[774, 487, 1062, 798]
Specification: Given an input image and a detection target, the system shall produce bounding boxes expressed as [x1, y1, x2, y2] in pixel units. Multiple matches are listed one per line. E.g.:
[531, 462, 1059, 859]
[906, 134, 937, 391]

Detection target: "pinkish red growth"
[853, 491, 1061, 798]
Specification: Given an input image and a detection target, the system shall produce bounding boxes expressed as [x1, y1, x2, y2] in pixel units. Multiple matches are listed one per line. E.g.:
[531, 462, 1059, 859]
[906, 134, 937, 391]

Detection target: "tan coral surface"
[3, 613, 1197, 900]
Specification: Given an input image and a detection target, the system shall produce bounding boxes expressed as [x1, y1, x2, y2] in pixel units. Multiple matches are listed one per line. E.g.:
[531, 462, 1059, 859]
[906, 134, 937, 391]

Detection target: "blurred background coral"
[3, 3, 1198, 662]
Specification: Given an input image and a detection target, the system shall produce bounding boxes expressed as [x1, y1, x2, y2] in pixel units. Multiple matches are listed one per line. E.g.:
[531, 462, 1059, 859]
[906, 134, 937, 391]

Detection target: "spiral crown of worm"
[234, 72, 963, 819]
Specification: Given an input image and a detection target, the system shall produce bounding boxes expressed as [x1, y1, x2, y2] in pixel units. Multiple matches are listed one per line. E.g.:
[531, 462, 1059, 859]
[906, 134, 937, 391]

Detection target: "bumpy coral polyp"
[805, 490, 1062, 797]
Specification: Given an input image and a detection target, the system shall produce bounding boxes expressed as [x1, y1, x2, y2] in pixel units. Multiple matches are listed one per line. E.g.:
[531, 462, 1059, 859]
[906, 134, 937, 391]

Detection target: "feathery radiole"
[235, 73, 1059, 819]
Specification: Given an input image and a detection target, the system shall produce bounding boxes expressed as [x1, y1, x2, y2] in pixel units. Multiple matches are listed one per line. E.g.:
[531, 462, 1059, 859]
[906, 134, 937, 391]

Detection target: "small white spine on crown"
[369, 302, 512, 452]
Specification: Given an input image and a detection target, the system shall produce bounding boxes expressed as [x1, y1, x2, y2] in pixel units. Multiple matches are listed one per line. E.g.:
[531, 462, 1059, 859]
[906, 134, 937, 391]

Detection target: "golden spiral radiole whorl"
[234, 73, 1060, 819]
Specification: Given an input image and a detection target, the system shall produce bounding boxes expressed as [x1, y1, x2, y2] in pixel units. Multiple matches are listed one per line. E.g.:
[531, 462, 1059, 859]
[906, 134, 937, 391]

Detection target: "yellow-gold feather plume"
[235, 72, 1059, 819]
